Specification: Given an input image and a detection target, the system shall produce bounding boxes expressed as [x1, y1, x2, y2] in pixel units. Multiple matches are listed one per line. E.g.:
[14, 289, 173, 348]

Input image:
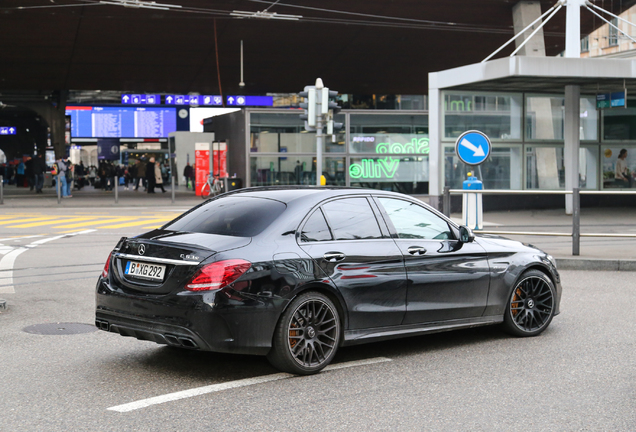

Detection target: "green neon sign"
[349, 138, 429, 179]
[349, 157, 399, 179]
[376, 138, 429, 154]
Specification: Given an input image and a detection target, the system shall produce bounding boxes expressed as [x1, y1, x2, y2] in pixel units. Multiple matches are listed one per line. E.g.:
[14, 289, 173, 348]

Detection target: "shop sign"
[348, 137, 429, 179]
[597, 90, 627, 109]
[349, 157, 399, 179]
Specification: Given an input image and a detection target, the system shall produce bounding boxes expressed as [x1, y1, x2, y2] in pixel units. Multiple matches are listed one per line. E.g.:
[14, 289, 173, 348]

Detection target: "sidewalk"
[452, 208, 636, 270]
[1, 184, 635, 270]
[0, 183, 203, 208]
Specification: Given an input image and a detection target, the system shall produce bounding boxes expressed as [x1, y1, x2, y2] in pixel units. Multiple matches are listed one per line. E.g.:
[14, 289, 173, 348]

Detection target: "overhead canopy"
[429, 56, 636, 94]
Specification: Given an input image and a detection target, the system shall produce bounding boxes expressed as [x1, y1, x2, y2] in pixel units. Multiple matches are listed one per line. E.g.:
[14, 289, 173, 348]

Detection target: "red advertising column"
[212, 141, 228, 177]
[195, 142, 210, 196]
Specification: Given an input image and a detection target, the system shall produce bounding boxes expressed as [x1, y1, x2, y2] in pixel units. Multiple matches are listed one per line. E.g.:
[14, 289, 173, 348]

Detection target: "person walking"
[183, 163, 193, 190]
[57, 157, 71, 197]
[155, 160, 166, 193]
[33, 154, 46, 193]
[146, 157, 156, 193]
[25, 156, 35, 190]
[16, 159, 25, 187]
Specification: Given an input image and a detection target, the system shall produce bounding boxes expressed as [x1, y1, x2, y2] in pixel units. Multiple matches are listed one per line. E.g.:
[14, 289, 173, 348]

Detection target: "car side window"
[378, 198, 453, 240]
[321, 197, 382, 240]
[300, 209, 333, 242]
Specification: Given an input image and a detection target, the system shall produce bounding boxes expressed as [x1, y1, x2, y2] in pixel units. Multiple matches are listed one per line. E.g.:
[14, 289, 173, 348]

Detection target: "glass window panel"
[250, 156, 345, 186]
[349, 114, 428, 153]
[525, 146, 565, 189]
[378, 198, 453, 240]
[526, 96, 597, 141]
[444, 92, 522, 140]
[579, 146, 598, 190]
[349, 156, 429, 194]
[603, 105, 636, 141]
[601, 146, 636, 189]
[443, 145, 522, 190]
[322, 198, 382, 240]
[300, 209, 332, 242]
[249, 113, 344, 153]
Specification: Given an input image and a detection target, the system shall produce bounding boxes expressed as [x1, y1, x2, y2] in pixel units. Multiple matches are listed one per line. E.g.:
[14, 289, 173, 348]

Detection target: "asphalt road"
[0, 208, 635, 431]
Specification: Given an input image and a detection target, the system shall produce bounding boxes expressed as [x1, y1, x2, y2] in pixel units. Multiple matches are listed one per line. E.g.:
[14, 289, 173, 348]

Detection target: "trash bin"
[462, 173, 483, 230]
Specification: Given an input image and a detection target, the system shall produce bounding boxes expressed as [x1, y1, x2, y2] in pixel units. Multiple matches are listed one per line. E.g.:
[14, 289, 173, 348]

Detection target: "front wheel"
[503, 269, 556, 337]
[267, 291, 341, 375]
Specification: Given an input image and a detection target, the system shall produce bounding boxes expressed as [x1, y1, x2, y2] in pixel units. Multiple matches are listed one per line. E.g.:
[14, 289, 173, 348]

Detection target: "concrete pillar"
[564, 84, 581, 214]
[565, 0, 585, 58]
[427, 83, 441, 210]
[512, 1, 546, 56]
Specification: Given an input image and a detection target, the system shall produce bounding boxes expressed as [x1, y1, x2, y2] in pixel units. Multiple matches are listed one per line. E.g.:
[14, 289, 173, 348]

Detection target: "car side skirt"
[342, 316, 503, 346]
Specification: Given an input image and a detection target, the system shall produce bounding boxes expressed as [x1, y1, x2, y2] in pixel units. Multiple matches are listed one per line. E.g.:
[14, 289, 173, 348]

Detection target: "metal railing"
[443, 187, 636, 256]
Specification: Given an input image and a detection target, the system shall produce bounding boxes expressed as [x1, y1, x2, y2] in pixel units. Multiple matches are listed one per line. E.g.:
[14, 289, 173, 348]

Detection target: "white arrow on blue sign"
[455, 130, 491, 166]
[0, 127, 16, 135]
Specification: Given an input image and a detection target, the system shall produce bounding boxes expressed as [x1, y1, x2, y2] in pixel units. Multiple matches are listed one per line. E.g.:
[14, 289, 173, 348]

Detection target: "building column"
[427, 82, 441, 210]
[564, 84, 581, 215]
[512, 1, 547, 56]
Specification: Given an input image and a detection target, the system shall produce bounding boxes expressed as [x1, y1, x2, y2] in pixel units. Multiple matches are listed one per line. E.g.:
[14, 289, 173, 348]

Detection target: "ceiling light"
[99, 0, 182, 11]
[230, 10, 302, 20]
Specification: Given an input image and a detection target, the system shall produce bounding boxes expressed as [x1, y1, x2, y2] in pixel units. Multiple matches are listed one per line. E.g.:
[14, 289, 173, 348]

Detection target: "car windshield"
[163, 196, 287, 237]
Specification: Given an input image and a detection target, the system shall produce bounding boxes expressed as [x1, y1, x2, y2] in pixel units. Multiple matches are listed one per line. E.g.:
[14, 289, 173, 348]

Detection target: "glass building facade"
[214, 93, 636, 194]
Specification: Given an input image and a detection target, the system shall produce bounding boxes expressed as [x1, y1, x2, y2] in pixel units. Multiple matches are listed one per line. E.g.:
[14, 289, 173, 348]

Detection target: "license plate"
[125, 261, 166, 281]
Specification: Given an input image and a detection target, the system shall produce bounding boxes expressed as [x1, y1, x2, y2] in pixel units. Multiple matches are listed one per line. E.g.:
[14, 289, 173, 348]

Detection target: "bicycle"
[200, 174, 223, 198]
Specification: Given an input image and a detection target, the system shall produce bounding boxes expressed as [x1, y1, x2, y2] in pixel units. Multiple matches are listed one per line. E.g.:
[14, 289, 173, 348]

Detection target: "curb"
[555, 258, 636, 271]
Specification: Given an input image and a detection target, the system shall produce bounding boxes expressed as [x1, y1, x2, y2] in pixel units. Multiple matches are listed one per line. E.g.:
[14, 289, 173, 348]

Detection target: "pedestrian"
[25, 156, 35, 190]
[146, 157, 156, 193]
[57, 157, 71, 197]
[183, 163, 193, 190]
[88, 165, 96, 186]
[136, 159, 146, 191]
[76, 161, 86, 189]
[33, 154, 46, 193]
[155, 160, 166, 193]
[16, 159, 25, 187]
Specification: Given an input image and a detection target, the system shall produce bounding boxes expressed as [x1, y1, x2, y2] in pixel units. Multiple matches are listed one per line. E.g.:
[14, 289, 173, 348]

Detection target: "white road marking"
[0, 230, 96, 293]
[0, 235, 44, 242]
[107, 357, 392, 413]
[0, 248, 27, 293]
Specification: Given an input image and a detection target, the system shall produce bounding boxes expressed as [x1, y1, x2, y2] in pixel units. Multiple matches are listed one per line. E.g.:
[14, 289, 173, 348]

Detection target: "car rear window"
[163, 196, 286, 237]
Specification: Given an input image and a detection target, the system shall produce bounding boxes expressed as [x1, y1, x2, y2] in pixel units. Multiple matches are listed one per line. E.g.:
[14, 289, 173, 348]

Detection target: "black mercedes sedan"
[96, 187, 562, 375]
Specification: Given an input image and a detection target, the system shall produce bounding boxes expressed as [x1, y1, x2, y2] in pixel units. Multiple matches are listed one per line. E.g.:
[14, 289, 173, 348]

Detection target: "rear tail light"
[185, 259, 251, 291]
[102, 252, 113, 278]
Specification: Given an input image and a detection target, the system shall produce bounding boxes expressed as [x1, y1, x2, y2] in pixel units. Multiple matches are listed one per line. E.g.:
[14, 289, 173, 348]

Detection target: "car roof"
[225, 186, 406, 204]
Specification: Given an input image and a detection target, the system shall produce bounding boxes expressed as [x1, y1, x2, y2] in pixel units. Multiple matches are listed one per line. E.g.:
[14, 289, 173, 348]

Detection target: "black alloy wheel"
[268, 291, 341, 375]
[503, 269, 555, 337]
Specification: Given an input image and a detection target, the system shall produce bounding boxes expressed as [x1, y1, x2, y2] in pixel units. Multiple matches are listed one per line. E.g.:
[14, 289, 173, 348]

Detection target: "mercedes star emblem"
[138, 244, 146, 255]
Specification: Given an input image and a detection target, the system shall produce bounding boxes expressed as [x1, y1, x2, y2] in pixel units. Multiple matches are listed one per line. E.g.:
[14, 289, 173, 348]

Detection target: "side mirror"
[459, 226, 475, 243]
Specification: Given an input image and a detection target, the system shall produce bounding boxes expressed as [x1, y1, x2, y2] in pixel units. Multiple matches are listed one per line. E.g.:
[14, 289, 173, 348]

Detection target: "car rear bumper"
[95, 278, 280, 356]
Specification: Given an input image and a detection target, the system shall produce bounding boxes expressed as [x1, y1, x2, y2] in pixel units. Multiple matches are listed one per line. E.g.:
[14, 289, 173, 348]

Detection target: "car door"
[297, 196, 407, 330]
[375, 196, 490, 325]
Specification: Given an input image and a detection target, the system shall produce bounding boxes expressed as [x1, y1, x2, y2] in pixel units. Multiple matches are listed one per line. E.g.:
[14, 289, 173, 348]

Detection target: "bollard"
[56, 175, 61, 204]
[0, 175, 3, 205]
[171, 176, 175, 204]
[443, 186, 450, 218]
[572, 188, 580, 256]
[115, 176, 119, 203]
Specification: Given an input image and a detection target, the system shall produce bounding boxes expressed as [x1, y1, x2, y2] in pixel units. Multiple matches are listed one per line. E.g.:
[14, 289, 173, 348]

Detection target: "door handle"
[407, 246, 427, 255]
[323, 252, 346, 262]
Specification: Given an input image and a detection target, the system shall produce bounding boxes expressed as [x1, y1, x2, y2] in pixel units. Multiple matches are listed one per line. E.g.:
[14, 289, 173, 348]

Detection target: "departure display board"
[65, 106, 177, 138]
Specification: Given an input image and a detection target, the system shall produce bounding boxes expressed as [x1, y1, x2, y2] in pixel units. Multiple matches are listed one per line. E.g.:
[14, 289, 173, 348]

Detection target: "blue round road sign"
[455, 130, 491, 166]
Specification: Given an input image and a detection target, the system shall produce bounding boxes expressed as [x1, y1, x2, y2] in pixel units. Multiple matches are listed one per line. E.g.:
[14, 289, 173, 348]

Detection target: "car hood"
[475, 234, 547, 256]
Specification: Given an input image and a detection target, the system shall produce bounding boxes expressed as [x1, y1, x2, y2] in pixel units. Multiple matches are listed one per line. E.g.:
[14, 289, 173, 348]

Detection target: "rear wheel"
[503, 269, 555, 337]
[267, 291, 341, 375]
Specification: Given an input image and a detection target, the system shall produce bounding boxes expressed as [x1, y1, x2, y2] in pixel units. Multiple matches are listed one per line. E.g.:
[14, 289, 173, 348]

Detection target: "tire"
[267, 291, 341, 375]
[502, 269, 556, 337]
